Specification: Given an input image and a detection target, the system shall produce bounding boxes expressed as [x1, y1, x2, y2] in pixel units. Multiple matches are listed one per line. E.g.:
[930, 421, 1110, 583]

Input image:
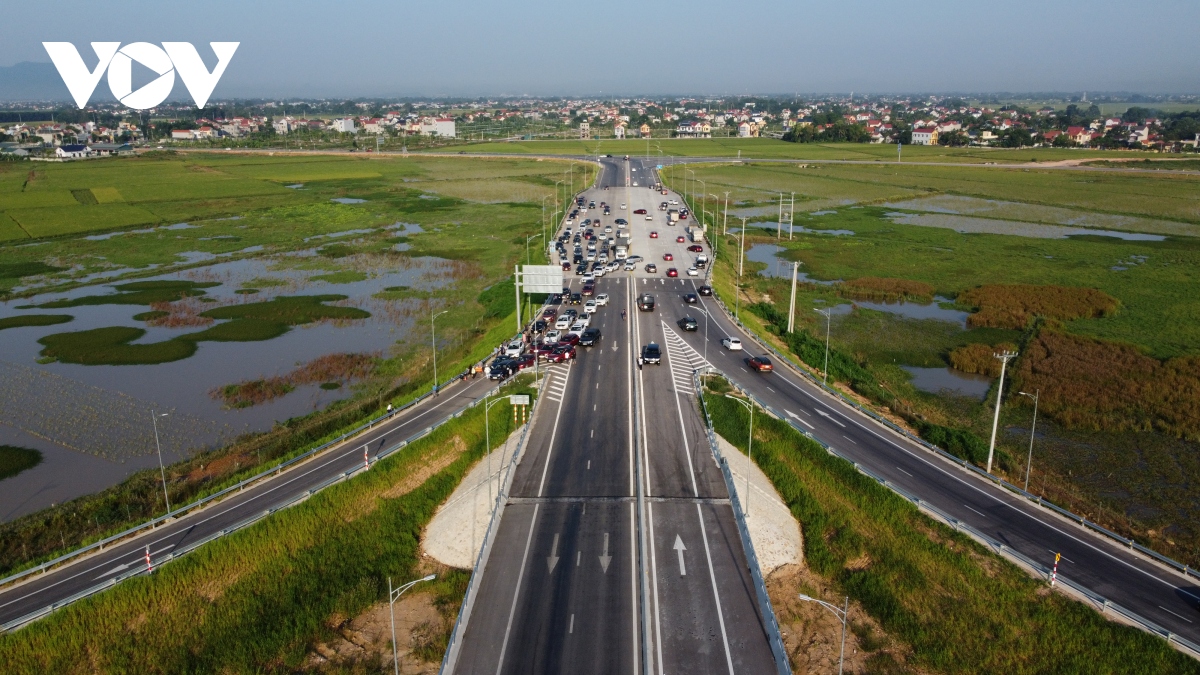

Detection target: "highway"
[450, 158, 779, 673]
[0, 374, 498, 627]
[609, 156, 1200, 646]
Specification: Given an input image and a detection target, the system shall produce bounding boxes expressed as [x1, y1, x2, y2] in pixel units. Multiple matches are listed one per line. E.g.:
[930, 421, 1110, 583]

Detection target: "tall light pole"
[986, 350, 1019, 474]
[814, 308, 832, 385]
[150, 411, 171, 516]
[722, 191, 730, 236]
[554, 180, 564, 226]
[709, 193, 720, 265]
[697, 179, 706, 230]
[724, 394, 754, 516]
[735, 217, 747, 321]
[789, 192, 795, 239]
[798, 594, 849, 675]
[787, 262, 799, 333]
[685, 168, 695, 210]
[431, 309, 449, 396]
[388, 574, 436, 675]
[1019, 389, 1039, 492]
[484, 395, 508, 506]
[777, 192, 783, 239]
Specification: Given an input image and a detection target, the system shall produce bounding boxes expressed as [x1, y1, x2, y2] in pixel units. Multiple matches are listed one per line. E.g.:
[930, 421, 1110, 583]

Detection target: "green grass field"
[437, 138, 1167, 163]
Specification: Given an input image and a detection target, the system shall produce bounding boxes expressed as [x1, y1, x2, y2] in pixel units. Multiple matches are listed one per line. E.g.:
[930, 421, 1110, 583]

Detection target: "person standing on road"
[386, 403, 393, 415]
[637, 356, 643, 371]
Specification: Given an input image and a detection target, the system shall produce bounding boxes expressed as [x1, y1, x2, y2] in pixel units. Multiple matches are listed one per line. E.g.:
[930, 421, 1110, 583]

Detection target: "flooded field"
[902, 365, 993, 400]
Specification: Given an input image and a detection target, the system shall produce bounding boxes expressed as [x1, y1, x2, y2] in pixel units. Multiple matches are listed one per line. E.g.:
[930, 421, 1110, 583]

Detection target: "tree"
[999, 127, 1033, 148]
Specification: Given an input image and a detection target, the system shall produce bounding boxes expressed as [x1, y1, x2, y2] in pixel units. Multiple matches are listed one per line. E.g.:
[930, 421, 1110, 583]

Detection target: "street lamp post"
[431, 309, 449, 396]
[724, 394, 754, 516]
[736, 217, 747, 321]
[1019, 390, 1040, 492]
[388, 574, 436, 675]
[685, 168, 695, 210]
[814, 308, 832, 385]
[798, 594, 849, 675]
[150, 411, 171, 515]
[484, 395, 509, 507]
[986, 350, 1019, 474]
[722, 191, 730, 236]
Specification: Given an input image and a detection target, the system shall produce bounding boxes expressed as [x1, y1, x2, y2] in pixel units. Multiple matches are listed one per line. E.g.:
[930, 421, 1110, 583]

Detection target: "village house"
[911, 127, 939, 145]
[55, 144, 90, 160]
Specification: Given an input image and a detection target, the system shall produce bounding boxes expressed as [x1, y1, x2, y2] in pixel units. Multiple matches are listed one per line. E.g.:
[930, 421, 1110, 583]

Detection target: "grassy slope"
[0, 378, 535, 674]
[703, 390, 1199, 674]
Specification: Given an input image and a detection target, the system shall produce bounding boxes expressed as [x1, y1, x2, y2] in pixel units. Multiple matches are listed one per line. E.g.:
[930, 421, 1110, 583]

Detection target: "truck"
[615, 245, 627, 260]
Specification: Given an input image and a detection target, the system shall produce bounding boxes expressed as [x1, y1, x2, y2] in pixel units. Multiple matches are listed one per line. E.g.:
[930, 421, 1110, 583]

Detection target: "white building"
[55, 144, 90, 160]
[331, 118, 356, 133]
[911, 128, 938, 145]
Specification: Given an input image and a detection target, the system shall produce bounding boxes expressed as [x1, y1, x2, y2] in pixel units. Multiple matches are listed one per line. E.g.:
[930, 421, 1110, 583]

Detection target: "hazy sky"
[5, 0, 1199, 99]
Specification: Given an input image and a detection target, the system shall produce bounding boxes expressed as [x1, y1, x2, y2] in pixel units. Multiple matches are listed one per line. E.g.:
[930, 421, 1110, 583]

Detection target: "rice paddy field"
[670, 159, 1200, 566]
[0, 152, 590, 554]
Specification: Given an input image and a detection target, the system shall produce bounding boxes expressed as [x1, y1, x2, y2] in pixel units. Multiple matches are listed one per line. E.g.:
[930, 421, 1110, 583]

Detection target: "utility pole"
[736, 217, 747, 321]
[789, 192, 795, 239]
[986, 350, 1019, 474]
[777, 192, 783, 239]
[787, 262, 799, 333]
[431, 309, 449, 396]
[723, 191, 730, 235]
[814, 308, 832, 385]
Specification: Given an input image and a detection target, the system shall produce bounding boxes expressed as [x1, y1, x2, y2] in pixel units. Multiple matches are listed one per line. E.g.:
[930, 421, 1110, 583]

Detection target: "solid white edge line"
[696, 502, 736, 675]
[494, 503, 540, 675]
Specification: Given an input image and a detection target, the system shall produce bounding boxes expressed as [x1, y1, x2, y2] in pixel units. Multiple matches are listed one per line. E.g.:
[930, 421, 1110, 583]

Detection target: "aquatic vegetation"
[958, 284, 1120, 330]
[0, 314, 72, 331]
[213, 353, 377, 408]
[0, 445, 42, 480]
[26, 280, 219, 309]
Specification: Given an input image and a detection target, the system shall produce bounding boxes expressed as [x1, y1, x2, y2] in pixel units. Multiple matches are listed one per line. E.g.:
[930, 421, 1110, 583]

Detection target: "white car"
[544, 330, 561, 344]
[604, 226, 613, 234]
[555, 316, 571, 330]
[721, 337, 743, 351]
[595, 294, 610, 306]
[669, 199, 678, 205]
[605, 261, 620, 272]
[583, 273, 595, 283]
[645, 215, 653, 221]
[624, 261, 636, 271]
[569, 321, 587, 336]
[593, 266, 606, 278]
[584, 300, 598, 314]
[686, 267, 699, 276]
[632, 182, 638, 186]
[504, 341, 523, 357]
[617, 221, 626, 229]
[620, 203, 627, 209]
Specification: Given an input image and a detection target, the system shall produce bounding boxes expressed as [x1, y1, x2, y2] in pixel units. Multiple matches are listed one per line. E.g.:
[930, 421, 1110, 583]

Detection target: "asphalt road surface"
[451, 158, 779, 674]
[0, 374, 498, 627]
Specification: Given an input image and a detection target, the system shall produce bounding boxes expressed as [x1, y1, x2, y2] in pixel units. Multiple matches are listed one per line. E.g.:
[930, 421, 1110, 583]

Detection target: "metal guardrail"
[0, 376, 511, 634]
[699, 368, 1200, 661]
[0, 370, 479, 593]
[702, 291, 1200, 584]
[694, 371, 792, 675]
[438, 367, 544, 675]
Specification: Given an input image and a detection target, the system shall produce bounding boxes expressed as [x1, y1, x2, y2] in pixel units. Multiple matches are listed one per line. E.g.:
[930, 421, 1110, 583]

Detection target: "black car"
[684, 293, 698, 304]
[576, 264, 588, 275]
[697, 285, 713, 296]
[533, 319, 547, 333]
[488, 358, 516, 380]
[579, 327, 601, 346]
[641, 343, 662, 365]
[678, 316, 698, 331]
[615, 218, 627, 225]
[569, 293, 583, 305]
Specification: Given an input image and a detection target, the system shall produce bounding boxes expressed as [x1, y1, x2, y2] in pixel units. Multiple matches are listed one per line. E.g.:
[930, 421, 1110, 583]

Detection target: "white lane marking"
[673, 535, 687, 576]
[696, 503, 736, 675]
[964, 504, 988, 519]
[648, 501, 665, 675]
[842, 435, 857, 445]
[495, 503, 540, 675]
[1159, 606, 1194, 623]
[896, 467, 913, 478]
[569, 613, 576, 633]
[785, 409, 814, 429]
[816, 409, 846, 427]
[1050, 550, 1075, 564]
[536, 358, 574, 497]
[629, 504, 639, 675]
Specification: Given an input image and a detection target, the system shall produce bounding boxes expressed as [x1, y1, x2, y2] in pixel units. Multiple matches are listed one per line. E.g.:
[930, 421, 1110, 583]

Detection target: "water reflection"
[902, 365, 993, 400]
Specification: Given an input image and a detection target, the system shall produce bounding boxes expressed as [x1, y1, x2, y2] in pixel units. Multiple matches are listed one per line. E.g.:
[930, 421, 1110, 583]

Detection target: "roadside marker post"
[1051, 552, 1061, 587]
[144, 546, 152, 573]
[364, 446, 370, 471]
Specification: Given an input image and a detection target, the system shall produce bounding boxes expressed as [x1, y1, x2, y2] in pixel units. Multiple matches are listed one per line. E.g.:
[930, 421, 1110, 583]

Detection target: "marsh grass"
[702, 390, 1199, 674]
[0, 314, 72, 331]
[0, 445, 42, 480]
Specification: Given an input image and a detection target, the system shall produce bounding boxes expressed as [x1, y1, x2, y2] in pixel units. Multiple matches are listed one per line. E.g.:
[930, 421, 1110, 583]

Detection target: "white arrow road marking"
[785, 409, 814, 429]
[600, 532, 612, 573]
[95, 563, 129, 579]
[816, 409, 846, 427]
[673, 535, 687, 576]
[547, 533, 561, 573]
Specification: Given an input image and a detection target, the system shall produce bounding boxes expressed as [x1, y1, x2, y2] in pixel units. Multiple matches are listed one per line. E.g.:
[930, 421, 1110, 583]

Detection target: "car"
[684, 293, 698, 303]
[645, 263, 658, 273]
[542, 308, 558, 319]
[569, 321, 587, 336]
[663, 252, 674, 261]
[697, 285, 713, 296]
[620, 203, 627, 209]
[637, 294, 656, 311]
[555, 316, 571, 330]
[513, 353, 536, 371]
[563, 308, 578, 319]
[604, 226, 613, 234]
[747, 356, 774, 372]
[686, 267, 699, 276]
[687, 244, 704, 252]
[586, 252, 597, 261]
[575, 264, 588, 275]
[583, 273, 595, 283]
[632, 182, 638, 186]
[650, 231, 658, 238]
[488, 358, 516, 379]
[605, 261, 620, 272]
[641, 343, 662, 365]
[626, 255, 644, 263]
[666, 268, 678, 277]
[559, 332, 581, 346]
[561, 261, 571, 271]
[533, 319, 547, 333]
[721, 337, 743, 351]
[678, 316, 698, 331]
[676, 235, 686, 243]
[633, 208, 647, 214]
[579, 327, 601, 346]
[503, 340, 523, 357]
[570, 293, 582, 305]
[595, 293, 609, 306]
[624, 261, 636, 270]
[547, 344, 577, 363]
[645, 215, 653, 221]
[584, 299, 598, 314]
[615, 218, 627, 225]
[581, 285, 594, 296]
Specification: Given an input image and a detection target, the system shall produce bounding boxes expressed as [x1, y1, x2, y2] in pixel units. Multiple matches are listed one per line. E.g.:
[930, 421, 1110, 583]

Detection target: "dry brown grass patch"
[959, 284, 1119, 329]
[948, 342, 1019, 377]
[840, 277, 935, 303]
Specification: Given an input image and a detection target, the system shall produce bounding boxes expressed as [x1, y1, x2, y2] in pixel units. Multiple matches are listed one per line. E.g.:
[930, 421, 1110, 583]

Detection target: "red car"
[663, 252, 673, 261]
[547, 344, 577, 363]
[559, 333, 581, 347]
[676, 236, 686, 243]
[747, 356, 774, 372]
[514, 353, 536, 370]
[542, 308, 557, 319]
[666, 267, 678, 277]
[649, 231, 658, 239]
[687, 244, 703, 252]
[633, 208, 648, 214]
[536, 343, 557, 359]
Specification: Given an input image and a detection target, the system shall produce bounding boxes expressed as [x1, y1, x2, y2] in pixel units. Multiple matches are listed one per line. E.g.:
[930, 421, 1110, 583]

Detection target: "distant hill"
[0, 62, 74, 102]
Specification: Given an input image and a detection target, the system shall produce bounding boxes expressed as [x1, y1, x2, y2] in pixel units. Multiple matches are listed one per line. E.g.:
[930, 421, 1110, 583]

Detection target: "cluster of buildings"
[169, 116, 267, 140]
[270, 113, 455, 138]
